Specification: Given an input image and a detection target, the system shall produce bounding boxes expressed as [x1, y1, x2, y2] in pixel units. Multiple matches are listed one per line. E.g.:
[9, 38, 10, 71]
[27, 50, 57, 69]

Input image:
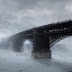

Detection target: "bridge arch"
[50, 35, 72, 47]
[50, 36, 72, 61]
[23, 39, 33, 46]
[23, 39, 33, 52]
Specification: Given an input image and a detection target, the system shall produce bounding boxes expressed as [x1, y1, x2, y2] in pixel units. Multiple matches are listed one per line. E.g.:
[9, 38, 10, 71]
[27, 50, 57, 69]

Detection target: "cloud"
[0, 0, 72, 36]
[65, 4, 72, 12]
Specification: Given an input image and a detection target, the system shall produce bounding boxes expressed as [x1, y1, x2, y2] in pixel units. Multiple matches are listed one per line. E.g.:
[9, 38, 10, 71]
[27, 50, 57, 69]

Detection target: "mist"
[0, 0, 72, 72]
[0, 36, 72, 72]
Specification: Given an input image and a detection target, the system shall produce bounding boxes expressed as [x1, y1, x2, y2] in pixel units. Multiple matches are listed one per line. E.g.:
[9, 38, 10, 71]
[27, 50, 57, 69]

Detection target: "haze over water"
[0, 36, 72, 72]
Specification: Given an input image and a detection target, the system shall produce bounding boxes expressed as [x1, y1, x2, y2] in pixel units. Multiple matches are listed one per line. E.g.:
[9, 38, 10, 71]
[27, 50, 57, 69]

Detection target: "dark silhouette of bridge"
[8, 19, 72, 58]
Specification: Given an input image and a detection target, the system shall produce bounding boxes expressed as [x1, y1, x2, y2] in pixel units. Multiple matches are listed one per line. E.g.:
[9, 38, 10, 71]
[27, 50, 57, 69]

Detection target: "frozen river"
[0, 37, 72, 72]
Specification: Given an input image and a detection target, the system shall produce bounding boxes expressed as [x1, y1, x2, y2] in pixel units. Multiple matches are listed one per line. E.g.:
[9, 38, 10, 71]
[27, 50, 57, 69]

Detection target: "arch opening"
[50, 36, 72, 62]
[22, 39, 33, 57]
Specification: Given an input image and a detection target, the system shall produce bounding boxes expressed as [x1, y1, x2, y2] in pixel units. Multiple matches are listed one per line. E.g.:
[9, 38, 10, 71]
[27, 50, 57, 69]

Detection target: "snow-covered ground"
[0, 37, 72, 72]
[0, 49, 70, 72]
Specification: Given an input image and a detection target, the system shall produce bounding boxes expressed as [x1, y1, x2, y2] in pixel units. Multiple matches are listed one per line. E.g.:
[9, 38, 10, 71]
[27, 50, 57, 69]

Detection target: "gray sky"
[0, 0, 72, 36]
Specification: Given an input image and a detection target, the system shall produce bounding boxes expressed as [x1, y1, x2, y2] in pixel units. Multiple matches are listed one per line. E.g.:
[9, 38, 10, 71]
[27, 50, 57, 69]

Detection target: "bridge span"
[8, 20, 72, 58]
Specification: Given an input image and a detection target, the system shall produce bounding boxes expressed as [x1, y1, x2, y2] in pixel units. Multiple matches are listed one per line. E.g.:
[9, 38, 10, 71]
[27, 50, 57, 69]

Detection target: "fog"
[0, 37, 72, 72]
[0, 0, 72, 72]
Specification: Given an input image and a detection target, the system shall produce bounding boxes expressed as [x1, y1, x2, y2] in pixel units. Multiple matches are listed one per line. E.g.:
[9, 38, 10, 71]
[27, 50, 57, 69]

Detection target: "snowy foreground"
[0, 37, 72, 72]
[0, 49, 72, 72]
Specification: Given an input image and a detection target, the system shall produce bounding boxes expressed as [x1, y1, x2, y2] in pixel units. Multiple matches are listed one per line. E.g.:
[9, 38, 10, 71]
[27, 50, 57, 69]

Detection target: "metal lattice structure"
[8, 20, 72, 58]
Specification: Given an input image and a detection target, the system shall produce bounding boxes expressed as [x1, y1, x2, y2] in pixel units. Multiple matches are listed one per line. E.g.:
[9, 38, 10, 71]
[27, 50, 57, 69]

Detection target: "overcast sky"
[0, 0, 72, 36]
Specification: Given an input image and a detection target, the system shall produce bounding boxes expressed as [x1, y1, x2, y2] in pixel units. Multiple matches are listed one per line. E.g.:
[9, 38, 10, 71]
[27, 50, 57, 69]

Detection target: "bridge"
[8, 19, 72, 58]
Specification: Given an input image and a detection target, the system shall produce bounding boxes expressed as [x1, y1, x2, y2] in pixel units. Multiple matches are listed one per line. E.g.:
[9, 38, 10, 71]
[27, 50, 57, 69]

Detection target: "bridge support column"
[12, 40, 23, 52]
[32, 30, 51, 58]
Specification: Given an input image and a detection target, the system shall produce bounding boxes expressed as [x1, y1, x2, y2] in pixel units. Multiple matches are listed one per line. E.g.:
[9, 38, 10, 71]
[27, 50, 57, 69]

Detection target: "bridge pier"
[32, 50, 51, 58]
[12, 40, 23, 52]
[32, 31, 51, 58]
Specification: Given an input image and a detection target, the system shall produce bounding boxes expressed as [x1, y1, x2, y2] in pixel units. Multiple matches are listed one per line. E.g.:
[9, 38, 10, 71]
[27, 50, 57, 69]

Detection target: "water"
[0, 37, 72, 72]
